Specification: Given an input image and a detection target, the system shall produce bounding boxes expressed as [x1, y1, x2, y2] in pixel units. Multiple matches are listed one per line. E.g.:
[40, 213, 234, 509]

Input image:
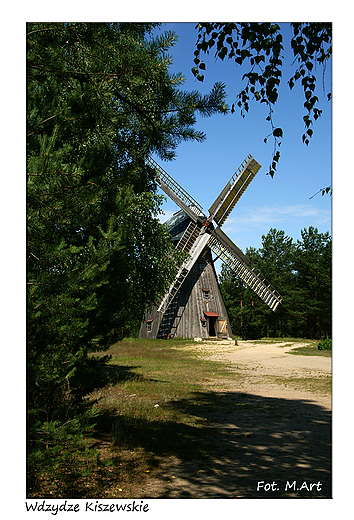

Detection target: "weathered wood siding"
[139, 247, 232, 339]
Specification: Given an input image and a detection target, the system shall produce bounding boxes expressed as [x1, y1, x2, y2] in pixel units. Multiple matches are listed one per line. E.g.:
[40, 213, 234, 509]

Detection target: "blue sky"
[150, 23, 332, 266]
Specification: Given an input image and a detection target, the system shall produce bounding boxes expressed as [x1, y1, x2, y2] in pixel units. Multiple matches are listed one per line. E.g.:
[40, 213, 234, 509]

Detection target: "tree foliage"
[27, 22, 227, 493]
[219, 227, 331, 340]
[192, 23, 332, 177]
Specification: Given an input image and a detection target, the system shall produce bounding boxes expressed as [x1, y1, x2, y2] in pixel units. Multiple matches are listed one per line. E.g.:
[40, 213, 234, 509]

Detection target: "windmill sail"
[145, 157, 210, 314]
[145, 156, 205, 223]
[208, 233, 282, 311]
[144, 154, 282, 316]
[175, 220, 201, 253]
[212, 226, 249, 265]
[208, 154, 261, 227]
[157, 230, 210, 314]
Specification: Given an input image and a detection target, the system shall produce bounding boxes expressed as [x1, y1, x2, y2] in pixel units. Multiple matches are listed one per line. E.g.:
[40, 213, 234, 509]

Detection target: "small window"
[146, 319, 153, 332]
[202, 288, 210, 299]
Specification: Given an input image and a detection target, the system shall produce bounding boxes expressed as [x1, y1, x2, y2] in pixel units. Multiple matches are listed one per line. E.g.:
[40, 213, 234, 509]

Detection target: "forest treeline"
[219, 226, 332, 340]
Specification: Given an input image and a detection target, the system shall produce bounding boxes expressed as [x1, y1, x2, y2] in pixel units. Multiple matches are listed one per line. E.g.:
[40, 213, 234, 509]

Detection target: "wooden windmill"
[139, 154, 282, 340]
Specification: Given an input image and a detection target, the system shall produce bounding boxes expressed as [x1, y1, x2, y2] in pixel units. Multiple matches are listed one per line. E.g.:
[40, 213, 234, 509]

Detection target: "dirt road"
[142, 339, 332, 499]
[190, 339, 331, 408]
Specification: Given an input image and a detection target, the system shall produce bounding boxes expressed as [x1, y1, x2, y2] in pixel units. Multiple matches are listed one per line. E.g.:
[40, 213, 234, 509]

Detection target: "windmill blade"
[208, 154, 261, 227]
[145, 155, 282, 314]
[175, 220, 201, 253]
[157, 229, 210, 314]
[208, 232, 282, 311]
[145, 156, 206, 223]
[212, 226, 250, 265]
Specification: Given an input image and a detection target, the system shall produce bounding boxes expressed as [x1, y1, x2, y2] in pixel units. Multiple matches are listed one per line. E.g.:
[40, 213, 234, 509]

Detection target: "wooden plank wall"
[139, 247, 232, 339]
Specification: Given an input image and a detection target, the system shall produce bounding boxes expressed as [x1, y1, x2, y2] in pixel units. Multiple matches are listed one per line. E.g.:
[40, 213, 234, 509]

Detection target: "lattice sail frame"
[145, 155, 282, 312]
[209, 154, 261, 226]
[146, 156, 204, 221]
[207, 235, 281, 311]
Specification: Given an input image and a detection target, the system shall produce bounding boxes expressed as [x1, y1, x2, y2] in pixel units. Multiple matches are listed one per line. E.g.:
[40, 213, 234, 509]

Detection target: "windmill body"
[139, 155, 282, 340]
[139, 210, 232, 339]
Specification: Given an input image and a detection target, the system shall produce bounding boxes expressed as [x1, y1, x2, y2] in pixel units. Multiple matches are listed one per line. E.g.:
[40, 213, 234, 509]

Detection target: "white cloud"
[222, 204, 331, 231]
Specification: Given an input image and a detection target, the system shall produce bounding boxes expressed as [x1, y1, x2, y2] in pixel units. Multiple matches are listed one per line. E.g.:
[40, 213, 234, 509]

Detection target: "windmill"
[139, 154, 282, 340]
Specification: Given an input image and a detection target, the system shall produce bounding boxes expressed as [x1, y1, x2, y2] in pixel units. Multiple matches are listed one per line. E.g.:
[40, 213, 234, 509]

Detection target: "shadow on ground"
[94, 389, 331, 499]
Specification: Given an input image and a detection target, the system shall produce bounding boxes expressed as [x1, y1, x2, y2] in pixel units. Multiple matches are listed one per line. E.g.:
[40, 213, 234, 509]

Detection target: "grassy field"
[89, 338, 232, 443]
[32, 337, 331, 497]
[251, 337, 332, 357]
[79, 338, 234, 497]
[86, 338, 330, 496]
[289, 342, 332, 357]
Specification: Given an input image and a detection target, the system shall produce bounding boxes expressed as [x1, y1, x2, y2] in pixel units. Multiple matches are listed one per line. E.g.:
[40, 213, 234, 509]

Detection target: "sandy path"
[199, 339, 331, 375]
[187, 339, 332, 409]
[141, 339, 332, 498]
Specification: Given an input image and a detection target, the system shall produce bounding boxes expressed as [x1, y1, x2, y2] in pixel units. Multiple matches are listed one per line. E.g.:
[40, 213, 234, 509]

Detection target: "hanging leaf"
[272, 128, 283, 138]
[193, 22, 331, 175]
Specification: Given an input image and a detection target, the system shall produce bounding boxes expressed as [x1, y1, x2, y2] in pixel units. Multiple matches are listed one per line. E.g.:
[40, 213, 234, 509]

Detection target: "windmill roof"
[164, 210, 190, 241]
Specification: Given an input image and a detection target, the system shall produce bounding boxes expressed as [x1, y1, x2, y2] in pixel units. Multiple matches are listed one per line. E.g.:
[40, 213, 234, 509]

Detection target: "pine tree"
[27, 22, 227, 493]
[247, 229, 297, 337]
[293, 227, 332, 338]
[219, 227, 331, 340]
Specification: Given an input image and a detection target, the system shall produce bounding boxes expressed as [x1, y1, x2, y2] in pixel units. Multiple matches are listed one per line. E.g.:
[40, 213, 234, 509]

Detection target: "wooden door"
[217, 319, 227, 338]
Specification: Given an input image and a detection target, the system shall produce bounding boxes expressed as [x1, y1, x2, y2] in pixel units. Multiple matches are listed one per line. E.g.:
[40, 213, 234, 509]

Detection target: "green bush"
[27, 409, 99, 497]
[317, 338, 332, 350]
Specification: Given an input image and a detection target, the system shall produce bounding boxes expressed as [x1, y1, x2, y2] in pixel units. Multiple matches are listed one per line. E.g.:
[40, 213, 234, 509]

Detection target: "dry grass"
[78, 338, 232, 497]
[289, 343, 332, 357]
[33, 337, 331, 497]
[262, 374, 332, 394]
